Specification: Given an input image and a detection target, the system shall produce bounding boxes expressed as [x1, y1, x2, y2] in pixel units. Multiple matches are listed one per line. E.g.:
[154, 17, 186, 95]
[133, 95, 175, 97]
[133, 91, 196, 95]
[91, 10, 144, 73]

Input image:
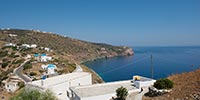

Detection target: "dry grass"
[0, 41, 6, 47]
[143, 69, 200, 100]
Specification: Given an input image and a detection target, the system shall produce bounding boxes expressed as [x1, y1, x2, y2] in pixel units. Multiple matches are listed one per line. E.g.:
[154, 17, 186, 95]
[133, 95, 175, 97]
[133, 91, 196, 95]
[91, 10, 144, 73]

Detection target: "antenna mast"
[151, 54, 153, 78]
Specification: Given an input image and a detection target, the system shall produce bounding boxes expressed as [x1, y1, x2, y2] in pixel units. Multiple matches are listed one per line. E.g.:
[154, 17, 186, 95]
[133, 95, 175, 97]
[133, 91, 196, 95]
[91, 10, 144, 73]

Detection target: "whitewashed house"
[41, 64, 47, 70]
[133, 75, 156, 89]
[25, 54, 31, 59]
[28, 72, 92, 100]
[40, 54, 52, 62]
[44, 47, 50, 52]
[34, 53, 52, 62]
[69, 75, 156, 100]
[41, 64, 57, 75]
[5, 43, 16, 47]
[30, 44, 37, 48]
[2, 76, 22, 92]
[9, 34, 17, 37]
[21, 44, 31, 48]
[47, 64, 56, 75]
[69, 80, 139, 100]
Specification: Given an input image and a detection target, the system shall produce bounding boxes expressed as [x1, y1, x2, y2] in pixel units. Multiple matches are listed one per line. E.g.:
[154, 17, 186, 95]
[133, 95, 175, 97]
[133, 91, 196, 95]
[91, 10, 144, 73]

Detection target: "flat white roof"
[134, 75, 155, 82]
[70, 80, 136, 98]
[28, 72, 91, 100]
[29, 72, 91, 88]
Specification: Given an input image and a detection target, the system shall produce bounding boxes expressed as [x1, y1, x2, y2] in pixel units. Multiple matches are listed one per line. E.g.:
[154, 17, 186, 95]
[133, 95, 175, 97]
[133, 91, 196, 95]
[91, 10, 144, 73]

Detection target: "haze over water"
[84, 46, 200, 82]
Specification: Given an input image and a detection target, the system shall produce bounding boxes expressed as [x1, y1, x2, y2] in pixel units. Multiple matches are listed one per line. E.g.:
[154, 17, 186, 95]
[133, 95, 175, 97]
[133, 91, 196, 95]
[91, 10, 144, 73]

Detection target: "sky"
[0, 0, 200, 46]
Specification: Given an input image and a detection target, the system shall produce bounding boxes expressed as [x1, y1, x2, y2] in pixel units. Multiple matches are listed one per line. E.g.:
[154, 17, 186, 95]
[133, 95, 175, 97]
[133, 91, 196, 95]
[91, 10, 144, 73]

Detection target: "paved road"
[73, 63, 83, 72]
[14, 59, 32, 83]
[133, 87, 148, 100]
[126, 87, 149, 100]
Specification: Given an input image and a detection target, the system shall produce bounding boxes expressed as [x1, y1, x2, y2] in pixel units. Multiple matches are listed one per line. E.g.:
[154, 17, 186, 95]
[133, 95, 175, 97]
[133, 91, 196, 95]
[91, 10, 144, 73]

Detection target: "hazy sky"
[0, 0, 200, 46]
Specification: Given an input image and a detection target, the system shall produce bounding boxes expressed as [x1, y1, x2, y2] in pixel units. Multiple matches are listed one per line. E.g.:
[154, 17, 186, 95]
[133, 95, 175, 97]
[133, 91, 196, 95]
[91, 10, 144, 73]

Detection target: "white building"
[28, 72, 92, 100]
[9, 34, 17, 37]
[30, 44, 37, 48]
[2, 76, 22, 92]
[21, 44, 31, 48]
[133, 75, 156, 89]
[34, 53, 52, 62]
[41, 64, 57, 75]
[40, 54, 52, 62]
[47, 64, 56, 75]
[70, 80, 139, 100]
[44, 47, 50, 52]
[34, 53, 40, 61]
[70, 75, 156, 100]
[5, 43, 16, 47]
[25, 54, 31, 59]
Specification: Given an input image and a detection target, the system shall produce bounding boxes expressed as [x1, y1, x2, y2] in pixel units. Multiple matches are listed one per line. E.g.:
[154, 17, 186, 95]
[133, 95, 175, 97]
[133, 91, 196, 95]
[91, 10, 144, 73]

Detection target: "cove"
[84, 46, 200, 82]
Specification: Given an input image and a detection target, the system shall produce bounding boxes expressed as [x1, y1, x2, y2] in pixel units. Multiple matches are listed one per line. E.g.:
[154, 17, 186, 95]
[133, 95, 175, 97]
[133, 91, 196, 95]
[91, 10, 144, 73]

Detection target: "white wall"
[45, 73, 92, 100]
[5, 82, 18, 92]
[41, 56, 52, 62]
[29, 73, 92, 100]
[135, 80, 156, 89]
[77, 89, 140, 100]
[47, 68, 55, 75]
[81, 93, 115, 100]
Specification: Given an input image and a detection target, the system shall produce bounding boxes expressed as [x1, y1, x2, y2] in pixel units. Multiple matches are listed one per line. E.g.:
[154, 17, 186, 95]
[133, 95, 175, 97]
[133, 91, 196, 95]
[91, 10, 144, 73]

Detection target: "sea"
[84, 46, 200, 82]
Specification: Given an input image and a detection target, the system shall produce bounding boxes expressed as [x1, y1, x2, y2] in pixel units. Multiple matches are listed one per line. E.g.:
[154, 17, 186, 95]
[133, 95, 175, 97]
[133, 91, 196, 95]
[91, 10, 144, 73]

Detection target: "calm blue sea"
[84, 46, 200, 82]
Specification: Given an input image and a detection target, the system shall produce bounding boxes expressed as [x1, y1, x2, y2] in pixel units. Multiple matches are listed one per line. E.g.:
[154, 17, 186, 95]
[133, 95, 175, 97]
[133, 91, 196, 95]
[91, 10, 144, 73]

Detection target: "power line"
[100, 55, 149, 75]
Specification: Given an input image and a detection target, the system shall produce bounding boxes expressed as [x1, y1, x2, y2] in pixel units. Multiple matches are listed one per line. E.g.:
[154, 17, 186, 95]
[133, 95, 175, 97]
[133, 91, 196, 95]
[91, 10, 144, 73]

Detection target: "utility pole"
[151, 54, 153, 79]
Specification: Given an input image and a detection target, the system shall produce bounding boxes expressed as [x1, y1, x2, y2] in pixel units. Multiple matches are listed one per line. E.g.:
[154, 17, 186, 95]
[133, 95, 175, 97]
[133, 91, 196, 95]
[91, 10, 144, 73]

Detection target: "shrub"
[1, 76, 8, 80]
[154, 78, 173, 89]
[57, 70, 65, 75]
[10, 89, 57, 100]
[14, 55, 20, 58]
[39, 69, 45, 73]
[29, 72, 37, 76]
[2, 61, 10, 68]
[23, 62, 32, 70]
[9, 52, 15, 57]
[11, 46, 18, 51]
[0, 51, 8, 57]
[116, 86, 128, 100]
[13, 59, 24, 64]
[18, 82, 25, 89]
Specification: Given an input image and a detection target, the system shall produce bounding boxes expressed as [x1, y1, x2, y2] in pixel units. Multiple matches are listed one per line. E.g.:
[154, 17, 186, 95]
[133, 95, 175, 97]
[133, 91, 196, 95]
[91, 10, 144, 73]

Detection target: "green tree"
[10, 88, 57, 100]
[154, 78, 173, 89]
[23, 62, 32, 70]
[116, 86, 128, 100]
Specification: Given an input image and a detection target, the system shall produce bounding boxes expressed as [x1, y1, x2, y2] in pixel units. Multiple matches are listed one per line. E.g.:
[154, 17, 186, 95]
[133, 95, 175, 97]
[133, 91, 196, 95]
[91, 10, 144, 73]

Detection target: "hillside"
[143, 68, 200, 100]
[0, 29, 133, 62]
[0, 28, 133, 85]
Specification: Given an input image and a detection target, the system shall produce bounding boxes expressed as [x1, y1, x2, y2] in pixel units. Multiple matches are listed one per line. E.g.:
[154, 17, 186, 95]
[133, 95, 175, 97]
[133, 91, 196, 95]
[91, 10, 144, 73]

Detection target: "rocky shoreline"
[81, 47, 134, 63]
[81, 48, 134, 83]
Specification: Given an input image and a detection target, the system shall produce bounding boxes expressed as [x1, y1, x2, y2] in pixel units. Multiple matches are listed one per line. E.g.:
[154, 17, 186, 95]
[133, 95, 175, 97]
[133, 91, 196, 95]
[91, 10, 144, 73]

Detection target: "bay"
[84, 46, 200, 82]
